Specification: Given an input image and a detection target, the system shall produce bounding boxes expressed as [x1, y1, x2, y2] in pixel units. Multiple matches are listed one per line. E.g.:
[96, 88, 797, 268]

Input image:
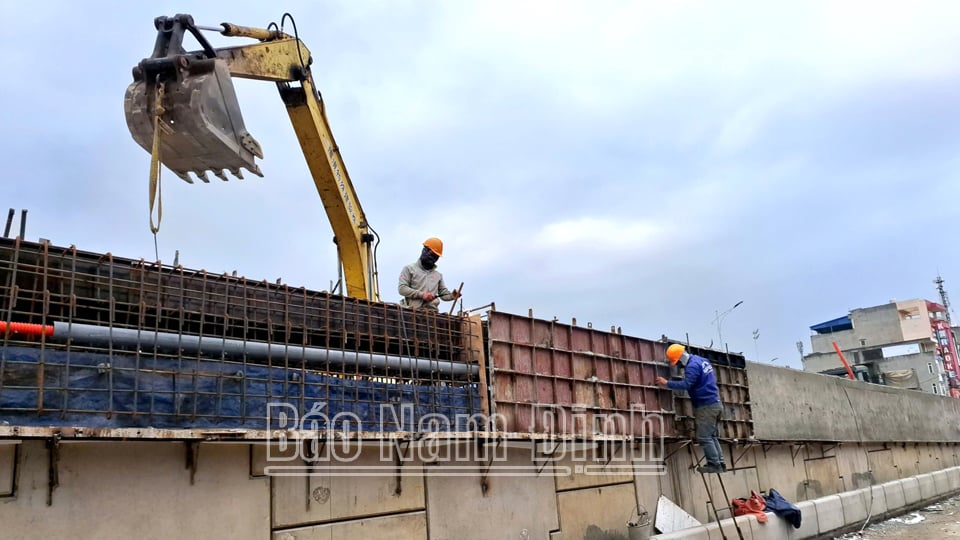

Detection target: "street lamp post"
[752, 329, 760, 361]
[712, 300, 744, 351]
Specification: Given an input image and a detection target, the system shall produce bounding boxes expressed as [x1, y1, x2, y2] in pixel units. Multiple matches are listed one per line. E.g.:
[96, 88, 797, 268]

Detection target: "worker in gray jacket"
[398, 237, 460, 311]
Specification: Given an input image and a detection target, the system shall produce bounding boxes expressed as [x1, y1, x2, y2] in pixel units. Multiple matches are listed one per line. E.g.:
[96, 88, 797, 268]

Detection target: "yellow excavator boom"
[124, 14, 379, 301]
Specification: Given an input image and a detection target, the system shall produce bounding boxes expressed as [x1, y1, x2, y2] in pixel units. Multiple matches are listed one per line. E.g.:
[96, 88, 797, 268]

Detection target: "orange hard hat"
[666, 344, 686, 365]
[423, 237, 443, 257]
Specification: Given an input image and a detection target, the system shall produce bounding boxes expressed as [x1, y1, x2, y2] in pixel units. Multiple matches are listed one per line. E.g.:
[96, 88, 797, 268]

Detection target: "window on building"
[860, 338, 867, 346]
[932, 384, 940, 395]
[928, 362, 935, 374]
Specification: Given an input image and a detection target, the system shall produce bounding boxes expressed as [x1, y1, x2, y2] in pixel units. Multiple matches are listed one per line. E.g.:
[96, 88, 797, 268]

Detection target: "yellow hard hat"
[666, 344, 686, 365]
[423, 237, 443, 257]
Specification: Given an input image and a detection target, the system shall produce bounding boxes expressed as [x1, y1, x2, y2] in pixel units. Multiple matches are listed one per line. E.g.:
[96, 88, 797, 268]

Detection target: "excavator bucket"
[124, 59, 264, 183]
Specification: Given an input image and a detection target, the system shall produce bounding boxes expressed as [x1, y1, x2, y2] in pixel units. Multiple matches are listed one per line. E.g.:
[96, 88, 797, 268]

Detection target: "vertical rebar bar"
[3, 209, 13, 238]
[60, 246, 78, 418]
[37, 241, 50, 414]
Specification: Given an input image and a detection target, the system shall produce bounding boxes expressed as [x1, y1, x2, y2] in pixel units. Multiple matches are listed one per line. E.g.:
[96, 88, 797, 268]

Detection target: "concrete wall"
[882, 352, 942, 393]
[5, 364, 960, 538]
[808, 301, 938, 357]
[897, 299, 933, 342]
[851, 303, 904, 347]
[749, 361, 960, 442]
[801, 351, 844, 373]
[0, 441, 270, 539]
[0, 436, 958, 539]
[810, 304, 904, 354]
[810, 328, 857, 355]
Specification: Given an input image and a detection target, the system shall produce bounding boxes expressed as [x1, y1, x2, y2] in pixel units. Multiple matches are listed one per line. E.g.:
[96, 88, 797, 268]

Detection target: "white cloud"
[2, 1, 960, 368]
[535, 217, 661, 252]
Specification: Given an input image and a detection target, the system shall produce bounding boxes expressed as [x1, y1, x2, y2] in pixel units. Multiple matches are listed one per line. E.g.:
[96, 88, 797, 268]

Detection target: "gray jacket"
[398, 260, 453, 310]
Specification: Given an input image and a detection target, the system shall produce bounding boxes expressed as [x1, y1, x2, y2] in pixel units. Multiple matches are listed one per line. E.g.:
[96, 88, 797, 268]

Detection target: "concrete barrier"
[933, 470, 951, 495]
[838, 490, 867, 524]
[860, 485, 887, 518]
[654, 468, 960, 539]
[882, 480, 906, 510]
[812, 495, 844, 535]
[653, 526, 710, 540]
[703, 515, 754, 540]
[749, 514, 791, 540]
[788, 500, 820, 540]
[901, 477, 922, 505]
[917, 473, 937, 500]
[949, 467, 960, 492]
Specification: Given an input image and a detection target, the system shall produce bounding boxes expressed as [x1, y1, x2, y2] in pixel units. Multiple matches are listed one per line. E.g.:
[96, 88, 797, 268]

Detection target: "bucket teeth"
[175, 171, 194, 184]
[213, 169, 228, 181]
[196, 171, 210, 183]
[229, 168, 244, 180]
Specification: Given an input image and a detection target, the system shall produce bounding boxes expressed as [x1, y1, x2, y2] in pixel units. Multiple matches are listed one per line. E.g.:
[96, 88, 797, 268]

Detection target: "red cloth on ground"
[732, 491, 768, 523]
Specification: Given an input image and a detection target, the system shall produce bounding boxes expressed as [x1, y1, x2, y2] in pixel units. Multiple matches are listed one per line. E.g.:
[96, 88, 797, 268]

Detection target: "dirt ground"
[836, 494, 960, 539]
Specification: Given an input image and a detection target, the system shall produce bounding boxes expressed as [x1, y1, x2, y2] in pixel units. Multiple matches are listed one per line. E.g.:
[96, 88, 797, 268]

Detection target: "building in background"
[802, 299, 959, 397]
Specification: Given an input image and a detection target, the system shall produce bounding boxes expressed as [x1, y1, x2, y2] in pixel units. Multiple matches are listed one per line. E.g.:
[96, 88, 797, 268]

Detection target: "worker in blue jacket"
[656, 344, 726, 473]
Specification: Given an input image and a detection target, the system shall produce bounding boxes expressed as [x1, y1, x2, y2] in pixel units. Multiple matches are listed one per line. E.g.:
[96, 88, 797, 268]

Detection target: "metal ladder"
[697, 465, 745, 540]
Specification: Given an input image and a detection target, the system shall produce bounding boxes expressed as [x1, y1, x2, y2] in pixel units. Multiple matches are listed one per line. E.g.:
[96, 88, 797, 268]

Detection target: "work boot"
[697, 463, 724, 474]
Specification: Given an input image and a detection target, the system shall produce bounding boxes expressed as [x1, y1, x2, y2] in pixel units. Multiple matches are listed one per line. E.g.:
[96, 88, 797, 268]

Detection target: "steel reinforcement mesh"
[0, 238, 482, 431]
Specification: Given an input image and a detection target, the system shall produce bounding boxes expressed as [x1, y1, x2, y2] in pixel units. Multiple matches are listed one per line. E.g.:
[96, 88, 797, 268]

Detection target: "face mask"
[420, 248, 439, 269]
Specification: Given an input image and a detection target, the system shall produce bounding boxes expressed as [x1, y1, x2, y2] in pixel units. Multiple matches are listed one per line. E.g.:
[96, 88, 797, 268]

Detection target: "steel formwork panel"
[486, 311, 675, 438]
[485, 311, 753, 440]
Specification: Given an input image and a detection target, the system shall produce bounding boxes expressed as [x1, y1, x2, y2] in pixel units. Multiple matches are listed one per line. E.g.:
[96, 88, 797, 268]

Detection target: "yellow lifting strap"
[148, 82, 165, 235]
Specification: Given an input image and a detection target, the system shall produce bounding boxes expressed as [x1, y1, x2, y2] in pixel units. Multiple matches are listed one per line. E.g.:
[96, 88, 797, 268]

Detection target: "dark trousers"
[694, 401, 724, 466]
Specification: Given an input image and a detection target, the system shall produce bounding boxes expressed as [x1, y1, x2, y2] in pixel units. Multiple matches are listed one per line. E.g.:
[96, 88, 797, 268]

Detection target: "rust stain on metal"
[485, 311, 753, 440]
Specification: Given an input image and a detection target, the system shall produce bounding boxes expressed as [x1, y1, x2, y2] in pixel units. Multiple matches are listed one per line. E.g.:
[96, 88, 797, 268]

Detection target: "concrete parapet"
[838, 490, 868, 524]
[949, 467, 960, 491]
[882, 480, 906, 510]
[749, 514, 792, 540]
[653, 527, 710, 540]
[811, 494, 844, 535]
[785, 500, 820, 539]
[704, 515, 754, 540]
[933, 470, 951, 495]
[901, 476, 922, 505]
[653, 466, 960, 539]
[859, 485, 887, 519]
[917, 473, 937, 500]
[747, 361, 960, 443]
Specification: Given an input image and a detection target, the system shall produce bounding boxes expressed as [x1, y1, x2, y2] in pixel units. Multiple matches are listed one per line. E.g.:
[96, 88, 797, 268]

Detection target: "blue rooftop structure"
[810, 316, 853, 334]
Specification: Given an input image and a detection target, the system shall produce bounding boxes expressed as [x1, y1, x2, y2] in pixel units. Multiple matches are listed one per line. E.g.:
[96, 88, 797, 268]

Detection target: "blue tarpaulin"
[0, 346, 482, 432]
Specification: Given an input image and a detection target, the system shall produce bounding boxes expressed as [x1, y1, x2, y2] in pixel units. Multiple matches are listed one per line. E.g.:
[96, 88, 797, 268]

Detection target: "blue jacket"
[667, 354, 720, 408]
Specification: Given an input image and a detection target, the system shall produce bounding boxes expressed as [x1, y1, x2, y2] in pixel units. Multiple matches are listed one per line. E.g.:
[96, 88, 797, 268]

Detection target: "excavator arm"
[124, 14, 379, 301]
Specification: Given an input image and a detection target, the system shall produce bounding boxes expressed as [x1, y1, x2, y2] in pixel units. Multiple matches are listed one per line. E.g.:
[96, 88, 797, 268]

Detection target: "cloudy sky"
[2, 1, 959, 368]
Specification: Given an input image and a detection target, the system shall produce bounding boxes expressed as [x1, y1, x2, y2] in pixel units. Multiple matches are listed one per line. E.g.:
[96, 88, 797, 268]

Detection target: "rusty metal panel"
[486, 311, 676, 438]
[673, 363, 753, 440]
[486, 311, 753, 441]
